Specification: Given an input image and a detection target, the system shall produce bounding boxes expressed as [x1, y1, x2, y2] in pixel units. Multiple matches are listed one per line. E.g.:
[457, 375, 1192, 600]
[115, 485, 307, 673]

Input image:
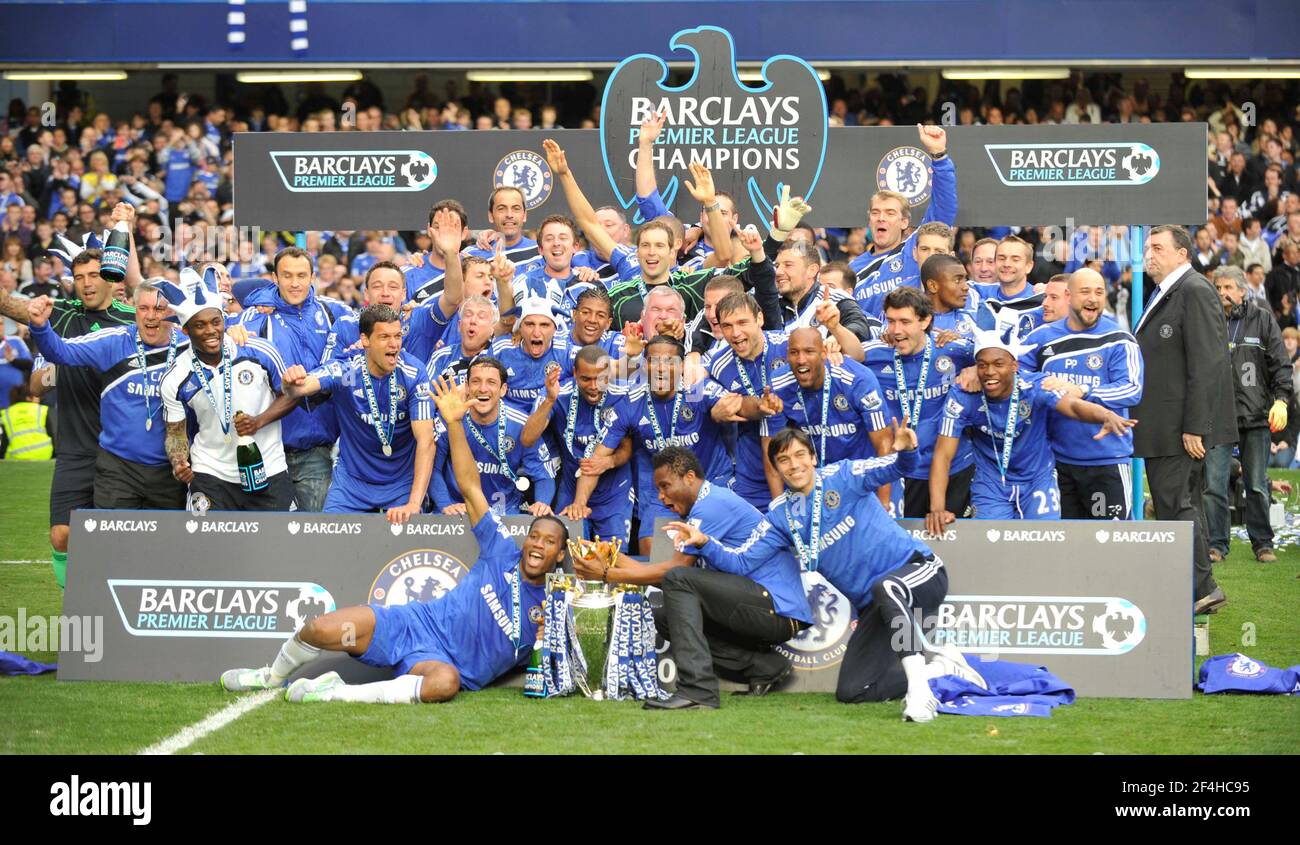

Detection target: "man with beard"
[281, 304, 436, 523]
[572, 335, 741, 555]
[219, 374, 568, 704]
[1020, 268, 1143, 519]
[704, 292, 793, 510]
[772, 237, 875, 354]
[524, 344, 634, 542]
[490, 297, 573, 417]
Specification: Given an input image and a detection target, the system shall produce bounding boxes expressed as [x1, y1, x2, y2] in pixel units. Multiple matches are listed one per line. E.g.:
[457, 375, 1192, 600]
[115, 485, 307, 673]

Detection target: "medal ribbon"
[894, 336, 933, 425]
[361, 363, 398, 455]
[785, 474, 824, 573]
[645, 390, 683, 450]
[134, 330, 177, 429]
[733, 341, 768, 397]
[984, 379, 1022, 484]
[564, 388, 607, 459]
[466, 413, 520, 483]
[798, 374, 833, 464]
[192, 342, 233, 439]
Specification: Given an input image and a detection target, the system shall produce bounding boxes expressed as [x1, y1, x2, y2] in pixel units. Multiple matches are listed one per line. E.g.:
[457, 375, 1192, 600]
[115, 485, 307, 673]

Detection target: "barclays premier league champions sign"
[599, 26, 827, 222]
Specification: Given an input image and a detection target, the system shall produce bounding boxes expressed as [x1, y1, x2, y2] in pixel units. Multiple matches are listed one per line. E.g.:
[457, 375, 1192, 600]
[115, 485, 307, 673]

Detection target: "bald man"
[1020, 269, 1144, 518]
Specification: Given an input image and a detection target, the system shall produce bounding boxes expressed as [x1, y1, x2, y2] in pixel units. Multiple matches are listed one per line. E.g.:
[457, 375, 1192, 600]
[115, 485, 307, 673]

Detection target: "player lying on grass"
[666, 423, 984, 723]
[219, 375, 567, 703]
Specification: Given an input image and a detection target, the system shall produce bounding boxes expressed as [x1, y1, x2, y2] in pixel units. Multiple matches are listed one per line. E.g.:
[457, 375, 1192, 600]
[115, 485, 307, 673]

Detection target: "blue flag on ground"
[930, 657, 1075, 718]
[0, 650, 56, 675]
[1197, 653, 1300, 695]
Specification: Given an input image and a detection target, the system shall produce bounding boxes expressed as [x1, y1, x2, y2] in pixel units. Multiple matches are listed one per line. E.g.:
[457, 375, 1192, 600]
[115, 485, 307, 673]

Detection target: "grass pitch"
[1, 460, 1296, 755]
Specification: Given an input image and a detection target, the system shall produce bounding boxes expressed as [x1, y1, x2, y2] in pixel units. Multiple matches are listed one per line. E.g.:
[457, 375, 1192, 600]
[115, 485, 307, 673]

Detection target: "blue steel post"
[1129, 225, 1145, 520]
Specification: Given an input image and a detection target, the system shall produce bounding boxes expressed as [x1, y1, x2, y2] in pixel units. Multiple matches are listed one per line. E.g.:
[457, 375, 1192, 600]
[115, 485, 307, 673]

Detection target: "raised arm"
[431, 209, 466, 318]
[281, 364, 324, 399]
[521, 365, 560, 447]
[431, 375, 491, 524]
[684, 162, 733, 266]
[635, 111, 670, 217]
[545, 138, 616, 261]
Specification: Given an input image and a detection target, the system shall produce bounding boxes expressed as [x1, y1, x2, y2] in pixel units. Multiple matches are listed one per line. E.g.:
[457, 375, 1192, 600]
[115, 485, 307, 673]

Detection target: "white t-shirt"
[161, 336, 289, 485]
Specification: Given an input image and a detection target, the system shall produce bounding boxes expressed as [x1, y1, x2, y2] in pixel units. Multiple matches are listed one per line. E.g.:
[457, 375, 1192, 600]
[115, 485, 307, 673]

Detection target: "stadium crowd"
[0, 72, 1294, 710]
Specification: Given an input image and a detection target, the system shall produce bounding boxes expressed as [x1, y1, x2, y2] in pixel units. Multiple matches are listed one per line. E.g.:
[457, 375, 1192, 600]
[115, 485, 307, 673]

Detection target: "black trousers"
[902, 465, 974, 518]
[1056, 461, 1132, 520]
[1144, 453, 1217, 601]
[655, 566, 806, 707]
[190, 471, 297, 512]
[94, 449, 188, 510]
[835, 556, 948, 704]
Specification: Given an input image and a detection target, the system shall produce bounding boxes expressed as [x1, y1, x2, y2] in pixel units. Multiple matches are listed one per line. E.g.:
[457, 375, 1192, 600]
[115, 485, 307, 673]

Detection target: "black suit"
[1133, 266, 1237, 601]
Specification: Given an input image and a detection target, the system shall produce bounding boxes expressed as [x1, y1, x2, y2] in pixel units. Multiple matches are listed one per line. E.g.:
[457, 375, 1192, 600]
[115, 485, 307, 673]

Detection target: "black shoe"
[643, 693, 716, 710]
[733, 663, 793, 697]
[1194, 587, 1228, 615]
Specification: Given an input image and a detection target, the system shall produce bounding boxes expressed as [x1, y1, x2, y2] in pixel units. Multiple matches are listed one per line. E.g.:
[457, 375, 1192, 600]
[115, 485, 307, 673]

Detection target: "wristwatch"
[931, 150, 948, 161]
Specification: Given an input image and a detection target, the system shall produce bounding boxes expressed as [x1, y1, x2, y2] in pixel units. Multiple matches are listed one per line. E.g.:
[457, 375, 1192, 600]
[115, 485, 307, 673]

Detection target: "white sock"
[901, 653, 931, 697]
[324, 675, 423, 705]
[269, 635, 322, 683]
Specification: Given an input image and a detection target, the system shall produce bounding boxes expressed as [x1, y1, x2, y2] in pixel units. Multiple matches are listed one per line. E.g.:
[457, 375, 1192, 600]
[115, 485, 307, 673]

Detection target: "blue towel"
[0, 650, 56, 675]
[1197, 653, 1300, 695]
[930, 656, 1075, 718]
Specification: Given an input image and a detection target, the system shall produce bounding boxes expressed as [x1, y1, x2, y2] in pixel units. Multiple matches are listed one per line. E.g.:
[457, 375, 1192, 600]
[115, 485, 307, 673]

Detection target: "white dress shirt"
[1135, 262, 1191, 334]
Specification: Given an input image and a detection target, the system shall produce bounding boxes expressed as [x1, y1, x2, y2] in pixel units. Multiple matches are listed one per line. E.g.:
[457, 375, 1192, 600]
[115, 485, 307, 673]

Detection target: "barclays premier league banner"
[234, 26, 1206, 230]
[63, 512, 1191, 699]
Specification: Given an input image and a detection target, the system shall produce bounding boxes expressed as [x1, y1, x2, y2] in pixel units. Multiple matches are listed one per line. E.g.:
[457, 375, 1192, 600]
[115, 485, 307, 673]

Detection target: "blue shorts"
[637, 497, 676, 541]
[358, 603, 457, 677]
[585, 500, 633, 545]
[324, 471, 411, 514]
[971, 471, 1060, 520]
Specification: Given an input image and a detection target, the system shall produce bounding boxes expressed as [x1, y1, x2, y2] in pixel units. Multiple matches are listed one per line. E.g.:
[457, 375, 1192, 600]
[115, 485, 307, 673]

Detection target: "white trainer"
[219, 666, 280, 692]
[926, 644, 988, 690]
[285, 671, 343, 703]
[902, 689, 939, 723]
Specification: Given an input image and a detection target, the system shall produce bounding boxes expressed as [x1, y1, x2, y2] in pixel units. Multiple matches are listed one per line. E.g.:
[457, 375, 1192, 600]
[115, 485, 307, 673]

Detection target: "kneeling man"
[219, 376, 567, 703]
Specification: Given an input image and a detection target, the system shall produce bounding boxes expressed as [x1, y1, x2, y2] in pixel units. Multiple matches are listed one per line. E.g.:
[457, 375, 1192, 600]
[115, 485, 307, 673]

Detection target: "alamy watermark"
[0, 608, 103, 663]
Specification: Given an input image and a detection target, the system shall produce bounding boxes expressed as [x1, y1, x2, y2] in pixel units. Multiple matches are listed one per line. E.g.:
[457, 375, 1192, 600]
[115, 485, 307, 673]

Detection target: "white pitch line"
[0, 559, 44, 564]
[138, 689, 278, 755]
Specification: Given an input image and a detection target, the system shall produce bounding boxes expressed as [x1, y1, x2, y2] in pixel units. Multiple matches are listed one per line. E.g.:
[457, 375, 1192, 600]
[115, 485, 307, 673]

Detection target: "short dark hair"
[359, 304, 401, 336]
[704, 274, 745, 297]
[1150, 224, 1192, 256]
[427, 198, 468, 230]
[538, 214, 577, 240]
[921, 253, 964, 285]
[645, 334, 685, 358]
[574, 344, 611, 369]
[363, 259, 405, 289]
[529, 514, 570, 555]
[272, 246, 313, 275]
[71, 249, 102, 272]
[767, 426, 818, 466]
[652, 446, 704, 478]
[488, 185, 525, 210]
[715, 290, 760, 321]
[467, 354, 509, 384]
[574, 286, 612, 313]
[883, 285, 933, 322]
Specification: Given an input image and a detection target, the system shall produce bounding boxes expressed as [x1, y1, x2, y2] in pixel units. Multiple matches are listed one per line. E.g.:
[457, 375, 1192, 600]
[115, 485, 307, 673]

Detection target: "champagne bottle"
[100, 221, 130, 284]
[234, 413, 268, 493]
[523, 624, 546, 698]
